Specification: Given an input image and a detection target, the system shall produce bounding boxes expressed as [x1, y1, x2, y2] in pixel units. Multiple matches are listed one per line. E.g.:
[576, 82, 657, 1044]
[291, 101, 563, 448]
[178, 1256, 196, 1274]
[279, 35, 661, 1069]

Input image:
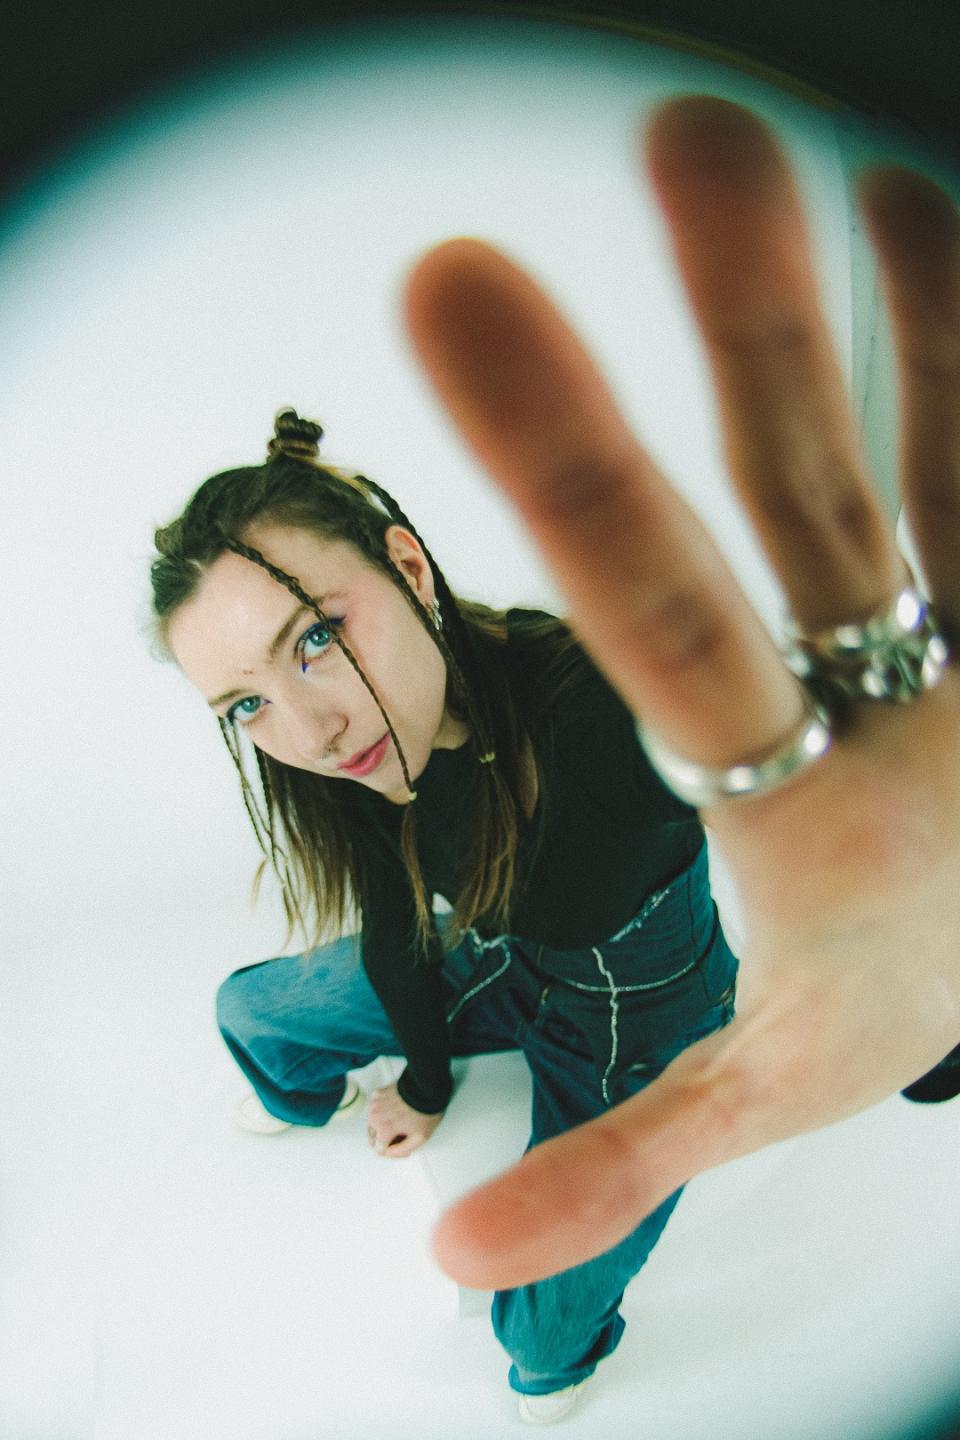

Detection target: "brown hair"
[150, 410, 588, 956]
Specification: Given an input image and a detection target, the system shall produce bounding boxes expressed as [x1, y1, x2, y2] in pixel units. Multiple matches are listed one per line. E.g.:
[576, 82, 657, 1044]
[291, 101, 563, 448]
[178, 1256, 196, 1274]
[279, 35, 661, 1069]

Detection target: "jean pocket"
[616, 979, 737, 1096]
[695, 910, 740, 1009]
[716, 977, 737, 1023]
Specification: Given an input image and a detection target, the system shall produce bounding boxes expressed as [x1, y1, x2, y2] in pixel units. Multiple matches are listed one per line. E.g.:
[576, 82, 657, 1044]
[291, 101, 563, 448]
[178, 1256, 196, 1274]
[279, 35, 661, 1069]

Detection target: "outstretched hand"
[404, 96, 960, 1288]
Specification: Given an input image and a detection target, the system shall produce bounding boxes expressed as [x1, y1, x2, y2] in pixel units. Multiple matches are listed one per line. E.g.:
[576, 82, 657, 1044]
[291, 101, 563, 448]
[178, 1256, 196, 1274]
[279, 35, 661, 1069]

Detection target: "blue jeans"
[216, 839, 738, 1396]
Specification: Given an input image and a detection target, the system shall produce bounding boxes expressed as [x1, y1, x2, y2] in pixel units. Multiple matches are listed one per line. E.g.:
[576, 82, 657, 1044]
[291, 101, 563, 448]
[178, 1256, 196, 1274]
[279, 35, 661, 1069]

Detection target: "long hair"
[149, 410, 588, 955]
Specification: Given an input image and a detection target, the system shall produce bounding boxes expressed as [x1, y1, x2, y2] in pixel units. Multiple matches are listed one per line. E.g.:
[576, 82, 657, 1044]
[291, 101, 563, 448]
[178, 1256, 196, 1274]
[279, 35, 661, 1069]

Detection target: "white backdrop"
[2, 16, 958, 1440]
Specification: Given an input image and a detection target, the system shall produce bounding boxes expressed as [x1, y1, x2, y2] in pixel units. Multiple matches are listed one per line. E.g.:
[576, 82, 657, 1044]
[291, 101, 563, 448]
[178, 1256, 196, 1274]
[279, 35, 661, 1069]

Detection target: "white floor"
[4, 850, 960, 1440]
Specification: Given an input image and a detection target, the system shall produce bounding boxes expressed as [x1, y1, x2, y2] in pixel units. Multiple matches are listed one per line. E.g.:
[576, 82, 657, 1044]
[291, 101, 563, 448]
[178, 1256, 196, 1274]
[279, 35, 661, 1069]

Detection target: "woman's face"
[166, 522, 468, 804]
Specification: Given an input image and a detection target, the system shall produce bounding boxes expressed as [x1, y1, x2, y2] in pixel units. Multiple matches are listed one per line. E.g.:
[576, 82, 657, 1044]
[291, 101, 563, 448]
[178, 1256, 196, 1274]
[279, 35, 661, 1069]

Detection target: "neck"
[433, 711, 471, 751]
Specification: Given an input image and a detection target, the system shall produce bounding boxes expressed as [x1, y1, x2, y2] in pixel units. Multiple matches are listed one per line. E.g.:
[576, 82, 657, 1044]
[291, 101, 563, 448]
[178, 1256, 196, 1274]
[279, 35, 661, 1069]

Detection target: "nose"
[282, 695, 347, 764]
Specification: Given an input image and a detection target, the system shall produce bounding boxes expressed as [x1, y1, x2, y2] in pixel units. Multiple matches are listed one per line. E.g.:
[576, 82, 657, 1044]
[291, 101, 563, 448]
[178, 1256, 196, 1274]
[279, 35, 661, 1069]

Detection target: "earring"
[430, 598, 443, 631]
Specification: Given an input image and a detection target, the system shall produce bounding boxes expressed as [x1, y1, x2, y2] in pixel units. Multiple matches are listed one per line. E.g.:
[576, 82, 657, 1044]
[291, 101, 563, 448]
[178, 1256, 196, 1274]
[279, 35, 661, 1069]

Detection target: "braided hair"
[150, 409, 573, 954]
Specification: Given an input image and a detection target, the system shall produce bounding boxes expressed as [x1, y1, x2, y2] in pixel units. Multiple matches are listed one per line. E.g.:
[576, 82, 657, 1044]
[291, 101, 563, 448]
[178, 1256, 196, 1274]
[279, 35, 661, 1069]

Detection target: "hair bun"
[267, 408, 324, 461]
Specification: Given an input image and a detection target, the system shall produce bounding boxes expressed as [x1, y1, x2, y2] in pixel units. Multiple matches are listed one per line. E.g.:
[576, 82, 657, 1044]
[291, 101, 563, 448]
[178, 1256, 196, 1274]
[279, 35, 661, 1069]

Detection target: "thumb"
[431, 1023, 750, 1288]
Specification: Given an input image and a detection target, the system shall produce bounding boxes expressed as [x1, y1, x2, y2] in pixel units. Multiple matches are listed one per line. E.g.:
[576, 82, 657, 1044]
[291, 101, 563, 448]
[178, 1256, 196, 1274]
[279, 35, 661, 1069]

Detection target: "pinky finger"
[858, 165, 960, 634]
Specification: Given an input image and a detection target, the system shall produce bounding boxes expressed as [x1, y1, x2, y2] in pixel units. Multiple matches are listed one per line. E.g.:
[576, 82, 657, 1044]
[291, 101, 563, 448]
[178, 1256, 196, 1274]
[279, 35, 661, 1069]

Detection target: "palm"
[404, 96, 960, 1287]
[706, 678, 960, 1131]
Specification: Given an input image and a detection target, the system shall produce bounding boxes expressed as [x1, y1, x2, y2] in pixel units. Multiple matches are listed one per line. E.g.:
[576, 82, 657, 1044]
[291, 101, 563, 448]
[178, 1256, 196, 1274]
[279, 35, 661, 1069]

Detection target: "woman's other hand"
[367, 1082, 444, 1157]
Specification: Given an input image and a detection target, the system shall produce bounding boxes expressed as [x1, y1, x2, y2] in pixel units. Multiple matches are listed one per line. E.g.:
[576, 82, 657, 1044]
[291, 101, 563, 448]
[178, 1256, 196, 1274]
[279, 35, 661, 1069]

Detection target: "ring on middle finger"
[781, 584, 951, 707]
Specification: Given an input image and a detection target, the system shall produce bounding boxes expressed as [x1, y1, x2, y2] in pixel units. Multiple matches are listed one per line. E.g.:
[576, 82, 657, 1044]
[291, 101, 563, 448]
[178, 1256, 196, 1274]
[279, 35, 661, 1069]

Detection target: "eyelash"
[225, 617, 344, 727]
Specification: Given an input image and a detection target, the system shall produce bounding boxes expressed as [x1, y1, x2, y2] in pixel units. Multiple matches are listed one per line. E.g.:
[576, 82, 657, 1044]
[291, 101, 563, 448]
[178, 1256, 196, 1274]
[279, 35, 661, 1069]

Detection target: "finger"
[430, 997, 849, 1287]
[381, 1132, 420, 1159]
[405, 238, 802, 771]
[857, 166, 960, 634]
[431, 1021, 750, 1287]
[642, 97, 906, 629]
[368, 1119, 416, 1156]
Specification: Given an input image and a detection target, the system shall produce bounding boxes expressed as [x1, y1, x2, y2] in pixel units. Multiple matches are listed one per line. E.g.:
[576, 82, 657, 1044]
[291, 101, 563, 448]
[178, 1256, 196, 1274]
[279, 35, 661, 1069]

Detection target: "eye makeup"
[224, 616, 346, 725]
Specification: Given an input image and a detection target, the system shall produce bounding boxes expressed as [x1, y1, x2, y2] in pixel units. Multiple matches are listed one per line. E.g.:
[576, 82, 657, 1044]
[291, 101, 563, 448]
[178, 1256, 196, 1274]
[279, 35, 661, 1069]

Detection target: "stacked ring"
[639, 586, 953, 809]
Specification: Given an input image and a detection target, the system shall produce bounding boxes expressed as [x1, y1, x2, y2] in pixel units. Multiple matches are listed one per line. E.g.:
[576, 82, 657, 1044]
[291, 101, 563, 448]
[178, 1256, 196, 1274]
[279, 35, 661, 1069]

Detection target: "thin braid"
[220, 719, 303, 934]
[218, 716, 273, 857]
[253, 748, 297, 892]
[380, 551, 485, 732]
[222, 535, 419, 802]
[426, 562, 498, 763]
[357, 477, 498, 764]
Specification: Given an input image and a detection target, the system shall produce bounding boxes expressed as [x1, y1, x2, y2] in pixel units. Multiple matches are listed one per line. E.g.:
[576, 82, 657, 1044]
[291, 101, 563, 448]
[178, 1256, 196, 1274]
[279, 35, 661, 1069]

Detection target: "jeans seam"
[605, 884, 670, 943]
[592, 946, 620, 1107]
[445, 953, 512, 1024]
[445, 932, 514, 1024]
[554, 955, 698, 994]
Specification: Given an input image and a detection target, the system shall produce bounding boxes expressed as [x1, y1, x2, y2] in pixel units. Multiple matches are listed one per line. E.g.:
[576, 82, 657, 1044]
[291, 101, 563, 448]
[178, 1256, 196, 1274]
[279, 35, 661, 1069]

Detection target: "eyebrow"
[206, 597, 338, 709]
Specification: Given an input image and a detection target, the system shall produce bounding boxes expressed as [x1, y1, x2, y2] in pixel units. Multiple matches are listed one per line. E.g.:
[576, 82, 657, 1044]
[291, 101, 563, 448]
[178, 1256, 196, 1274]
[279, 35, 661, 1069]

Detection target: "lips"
[340, 741, 376, 770]
[338, 733, 390, 775]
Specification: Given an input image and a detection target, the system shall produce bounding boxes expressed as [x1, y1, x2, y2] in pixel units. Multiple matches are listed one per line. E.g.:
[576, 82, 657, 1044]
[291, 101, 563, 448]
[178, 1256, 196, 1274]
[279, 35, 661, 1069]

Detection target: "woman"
[150, 406, 741, 1423]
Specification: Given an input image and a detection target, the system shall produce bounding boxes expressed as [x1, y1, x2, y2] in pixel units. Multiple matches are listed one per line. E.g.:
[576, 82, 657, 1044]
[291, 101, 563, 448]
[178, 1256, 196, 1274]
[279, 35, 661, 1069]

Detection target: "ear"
[384, 525, 434, 604]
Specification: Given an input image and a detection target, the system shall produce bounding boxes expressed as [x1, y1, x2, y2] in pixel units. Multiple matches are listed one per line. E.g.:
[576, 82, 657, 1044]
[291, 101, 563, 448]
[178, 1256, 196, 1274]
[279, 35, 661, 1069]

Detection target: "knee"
[215, 966, 261, 1039]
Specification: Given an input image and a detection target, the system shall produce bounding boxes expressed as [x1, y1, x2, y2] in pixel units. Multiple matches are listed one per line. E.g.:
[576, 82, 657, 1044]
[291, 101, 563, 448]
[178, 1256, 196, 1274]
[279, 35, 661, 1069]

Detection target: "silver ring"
[781, 585, 951, 705]
[638, 585, 954, 808]
[638, 692, 832, 809]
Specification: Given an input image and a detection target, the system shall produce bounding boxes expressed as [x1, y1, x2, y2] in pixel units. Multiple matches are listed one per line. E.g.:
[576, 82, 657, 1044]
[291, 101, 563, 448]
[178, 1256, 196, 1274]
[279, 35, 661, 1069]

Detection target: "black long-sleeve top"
[344, 609, 703, 1113]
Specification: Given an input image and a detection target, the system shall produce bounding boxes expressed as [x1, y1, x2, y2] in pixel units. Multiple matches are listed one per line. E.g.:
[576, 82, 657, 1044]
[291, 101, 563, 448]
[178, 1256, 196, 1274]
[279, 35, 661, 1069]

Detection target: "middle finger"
[644, 97, 906, 629]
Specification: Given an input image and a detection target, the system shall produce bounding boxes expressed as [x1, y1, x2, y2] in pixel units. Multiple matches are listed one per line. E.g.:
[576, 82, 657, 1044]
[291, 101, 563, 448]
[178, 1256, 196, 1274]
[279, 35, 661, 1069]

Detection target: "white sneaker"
[517, 1378, 589, 1425]
[234, 1079, 363, 1135]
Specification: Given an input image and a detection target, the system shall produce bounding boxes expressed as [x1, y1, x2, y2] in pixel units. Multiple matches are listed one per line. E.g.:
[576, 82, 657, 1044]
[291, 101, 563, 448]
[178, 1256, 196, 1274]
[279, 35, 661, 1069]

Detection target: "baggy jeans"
[215, 838, 739, 1396]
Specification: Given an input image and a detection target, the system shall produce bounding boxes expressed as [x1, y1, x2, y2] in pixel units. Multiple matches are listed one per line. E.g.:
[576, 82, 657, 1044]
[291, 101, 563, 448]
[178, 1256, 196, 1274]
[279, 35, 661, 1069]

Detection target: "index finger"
[404, 115, 804, 771]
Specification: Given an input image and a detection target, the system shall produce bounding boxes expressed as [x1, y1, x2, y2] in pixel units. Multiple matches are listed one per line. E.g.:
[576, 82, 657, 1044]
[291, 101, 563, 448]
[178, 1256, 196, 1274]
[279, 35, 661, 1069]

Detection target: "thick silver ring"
[781, 585, 951, 705]
[638, 693, 832, 809]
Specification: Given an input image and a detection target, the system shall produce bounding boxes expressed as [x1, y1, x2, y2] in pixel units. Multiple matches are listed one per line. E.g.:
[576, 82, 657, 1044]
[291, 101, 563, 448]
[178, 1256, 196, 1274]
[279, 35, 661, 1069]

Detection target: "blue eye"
[223, 617, 343, 726]
[226, 695, 267, 727]
[298, 618, 343, 672]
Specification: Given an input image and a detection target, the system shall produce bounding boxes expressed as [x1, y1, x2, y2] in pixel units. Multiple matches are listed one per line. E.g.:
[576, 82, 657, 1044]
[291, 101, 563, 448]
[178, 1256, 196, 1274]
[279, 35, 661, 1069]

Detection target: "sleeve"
[357, 837, 454, 1115]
